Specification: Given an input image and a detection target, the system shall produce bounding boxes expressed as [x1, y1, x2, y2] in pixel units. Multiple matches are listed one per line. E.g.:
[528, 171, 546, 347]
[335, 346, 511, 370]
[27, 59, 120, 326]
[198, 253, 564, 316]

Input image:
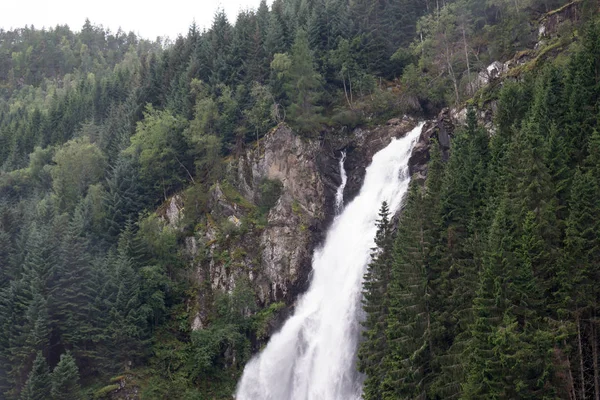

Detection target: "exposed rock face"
[473, 61, 508, 92]
[409, 108, 455, 184]
[236, 124, 329, 304]
[163, 194, 184, 229]
[177, 119, 426, 333]
[229, 119, 421, 307]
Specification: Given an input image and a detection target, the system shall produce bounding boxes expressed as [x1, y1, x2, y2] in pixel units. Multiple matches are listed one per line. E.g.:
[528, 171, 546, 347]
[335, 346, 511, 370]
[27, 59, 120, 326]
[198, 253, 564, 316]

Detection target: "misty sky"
[1, 0, 271, 40]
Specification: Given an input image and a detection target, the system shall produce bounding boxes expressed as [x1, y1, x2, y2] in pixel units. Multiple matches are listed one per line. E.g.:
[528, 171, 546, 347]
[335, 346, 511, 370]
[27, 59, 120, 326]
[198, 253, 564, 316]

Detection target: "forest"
[359, 20, 600, 400]
[0, 0, 598, 398]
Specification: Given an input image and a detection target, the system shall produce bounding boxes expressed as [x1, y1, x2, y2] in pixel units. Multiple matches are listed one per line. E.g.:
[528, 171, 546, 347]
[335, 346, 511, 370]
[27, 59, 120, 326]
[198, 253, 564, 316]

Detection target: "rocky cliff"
[160, 113, 454, 338]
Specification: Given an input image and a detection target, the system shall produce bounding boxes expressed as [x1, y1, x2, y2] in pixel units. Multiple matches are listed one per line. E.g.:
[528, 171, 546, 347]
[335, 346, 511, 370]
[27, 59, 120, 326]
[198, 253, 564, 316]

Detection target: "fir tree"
[20, 352, 51, 400]
[285, 29, 323, 134]
[383, 182, 432, 399]
[50, 352, 81, 400]
[358, 201, 393, 400]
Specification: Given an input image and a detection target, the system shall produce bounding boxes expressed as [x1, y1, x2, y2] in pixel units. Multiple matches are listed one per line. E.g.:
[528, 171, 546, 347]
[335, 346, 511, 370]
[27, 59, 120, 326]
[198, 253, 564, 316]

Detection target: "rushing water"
[236, 123, 424, 400]
[334, 151, 347, 214]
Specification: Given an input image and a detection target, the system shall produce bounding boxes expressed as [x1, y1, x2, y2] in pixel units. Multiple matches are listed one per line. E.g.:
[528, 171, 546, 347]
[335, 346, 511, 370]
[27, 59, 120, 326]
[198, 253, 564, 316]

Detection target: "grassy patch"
[94, 384, 120, 399]
[219, 181, 255, 210]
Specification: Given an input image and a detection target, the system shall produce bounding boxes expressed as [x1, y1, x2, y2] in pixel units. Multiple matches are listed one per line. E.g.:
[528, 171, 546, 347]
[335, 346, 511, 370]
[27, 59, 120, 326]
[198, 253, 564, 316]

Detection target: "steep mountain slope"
[0, 0, 597, 399]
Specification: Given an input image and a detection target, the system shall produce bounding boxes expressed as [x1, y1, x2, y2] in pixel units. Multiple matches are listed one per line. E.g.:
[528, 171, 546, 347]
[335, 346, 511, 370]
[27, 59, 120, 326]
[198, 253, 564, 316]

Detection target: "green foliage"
[359, 19, 600, 399]
[244, 82, 276, 141]
[20, 352, 51, 400]
[51, 136, 106, 211]
[50, 352, 81, 400]
[272, 30, 324, 134]
[252, 302, 285, 341]
[128, 105, 191, 198]
[257, 178, 282, 214]
[181, 184, 209, 229]
[0, 1, 595, 399]
[219, 181, 255, 210]
[357, 201, 394, 399]
[93, 384, 119, 399]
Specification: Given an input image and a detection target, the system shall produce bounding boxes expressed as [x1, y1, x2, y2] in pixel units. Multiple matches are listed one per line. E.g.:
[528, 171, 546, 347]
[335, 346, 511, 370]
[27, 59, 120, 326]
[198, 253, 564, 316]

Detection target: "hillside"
[0, 0, 599, 399]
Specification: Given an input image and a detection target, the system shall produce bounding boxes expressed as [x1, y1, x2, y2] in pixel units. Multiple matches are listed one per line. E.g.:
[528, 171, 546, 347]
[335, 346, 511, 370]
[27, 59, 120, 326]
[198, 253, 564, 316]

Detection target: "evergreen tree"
[265, 2, 289, 56]
[20, 352, 51, 400]
[50, 352, 81, 400]
[103, 154, 142, 240]
[53, 206, 97, 359]
[562, 167, 600, 398]
[428, 109, 489, 398]
[463, 198, 515, 399]
[284, 29, 323, 134]
[383, 183, 432, 399]
[358, 201, 393, 400]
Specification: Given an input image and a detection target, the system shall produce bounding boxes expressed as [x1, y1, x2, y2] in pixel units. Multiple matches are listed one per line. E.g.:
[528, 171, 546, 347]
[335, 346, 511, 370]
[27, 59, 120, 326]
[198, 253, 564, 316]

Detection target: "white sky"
[1, 0, 271, 41]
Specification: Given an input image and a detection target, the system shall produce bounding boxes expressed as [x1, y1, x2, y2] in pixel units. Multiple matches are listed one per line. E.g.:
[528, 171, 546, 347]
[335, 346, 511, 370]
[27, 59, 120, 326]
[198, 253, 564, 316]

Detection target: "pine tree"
[20, 352, 51, 400]
[50, 352, 81, 400]
[53, 206, 97, 360]
[208, 10, 234, 85]
[102, 238, 149, 368]
[265, 2, 289, 56]
[285, 29, 323, 134]
[562, 168, 600, 399]
[463, 198, 515, 399]
[0, 227, 15, 286]
[563, 22, 600, 165]
[103, 155, 141, 241]
[358, 201, 393, 400]
[382, 182, 432, 399]
[465, 198, 557, 398]
[428, 109, 489, 398]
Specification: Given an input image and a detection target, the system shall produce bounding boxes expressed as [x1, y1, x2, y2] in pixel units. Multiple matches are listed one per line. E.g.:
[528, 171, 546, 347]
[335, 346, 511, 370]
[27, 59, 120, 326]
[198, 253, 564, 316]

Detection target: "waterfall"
[335, 151, 347, 213]
[236, 123, 424, 400]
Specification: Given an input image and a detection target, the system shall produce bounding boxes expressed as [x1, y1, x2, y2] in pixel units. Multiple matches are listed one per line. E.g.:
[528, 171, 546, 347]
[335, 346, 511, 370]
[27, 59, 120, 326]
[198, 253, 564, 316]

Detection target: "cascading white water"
[236, 123, 424, 400]
[334, 151, 347, 213]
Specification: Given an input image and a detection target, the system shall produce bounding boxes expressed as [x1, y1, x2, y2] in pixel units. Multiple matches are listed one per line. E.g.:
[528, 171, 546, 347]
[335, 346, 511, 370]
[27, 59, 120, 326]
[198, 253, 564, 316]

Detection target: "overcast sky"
[1, 0, 271, 40]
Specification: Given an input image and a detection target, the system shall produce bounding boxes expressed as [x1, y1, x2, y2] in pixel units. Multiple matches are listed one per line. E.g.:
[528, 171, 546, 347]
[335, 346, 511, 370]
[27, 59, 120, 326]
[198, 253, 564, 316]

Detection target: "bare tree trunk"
[348, 71, 353, 106]
[342, 77, 352, 109]
[461, 24, 472, 95]
[593, 316, 599, 400]
[579, 314, 587, 400]
[561, 337, 579, 400]
[175, 155, 195, 185]
[443, 34, 460, 106]
[567, 354, 578, 400]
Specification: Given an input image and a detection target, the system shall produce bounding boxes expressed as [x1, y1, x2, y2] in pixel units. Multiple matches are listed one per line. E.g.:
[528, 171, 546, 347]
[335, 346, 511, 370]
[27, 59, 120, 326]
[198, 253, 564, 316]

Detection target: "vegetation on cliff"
[0, 0, 597, 398]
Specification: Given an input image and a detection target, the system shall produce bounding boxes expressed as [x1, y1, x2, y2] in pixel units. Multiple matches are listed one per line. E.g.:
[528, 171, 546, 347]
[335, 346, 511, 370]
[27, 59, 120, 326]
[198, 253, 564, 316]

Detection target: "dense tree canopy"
[0, 0, 596, 398]
[359, 20, 600, 400]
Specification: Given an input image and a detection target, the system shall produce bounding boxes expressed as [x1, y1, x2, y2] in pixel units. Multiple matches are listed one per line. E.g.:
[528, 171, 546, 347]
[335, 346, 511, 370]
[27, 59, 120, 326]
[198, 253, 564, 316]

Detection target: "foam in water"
[236, 123, 424, 400]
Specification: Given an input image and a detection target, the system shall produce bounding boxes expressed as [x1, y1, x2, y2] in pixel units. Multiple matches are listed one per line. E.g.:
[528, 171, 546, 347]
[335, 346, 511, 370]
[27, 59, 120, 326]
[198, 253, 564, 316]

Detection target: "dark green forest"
[0, 0, 598, 398]
[359, 18, 600, 400]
